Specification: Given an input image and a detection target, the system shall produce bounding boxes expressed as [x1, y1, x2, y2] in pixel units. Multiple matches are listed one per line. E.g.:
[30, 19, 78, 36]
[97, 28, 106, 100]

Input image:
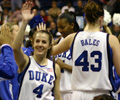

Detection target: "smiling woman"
[13, 1, 61, 100]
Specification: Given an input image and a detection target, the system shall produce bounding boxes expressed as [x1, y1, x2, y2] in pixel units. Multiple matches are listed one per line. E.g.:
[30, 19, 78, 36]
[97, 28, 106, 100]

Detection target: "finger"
[39, 23, 41, 30]
[36, 26, 39, 31]
[28, 1, 32, 10]
[43, 23, 46, 30]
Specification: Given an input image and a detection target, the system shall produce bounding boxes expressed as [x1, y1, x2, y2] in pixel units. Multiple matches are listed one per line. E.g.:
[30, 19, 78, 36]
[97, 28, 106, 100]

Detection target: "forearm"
[13, 20, 28, 51]
[60, 63, 72, 72]
[103, 25, 112, 35]
[56, 60, 72, 72]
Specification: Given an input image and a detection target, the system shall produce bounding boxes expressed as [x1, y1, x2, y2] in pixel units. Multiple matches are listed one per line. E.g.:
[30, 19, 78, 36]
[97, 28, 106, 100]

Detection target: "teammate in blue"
[13, 1, 61, 100]
[50, 1, 120, 100]
[0, 24, 18, 82]
[0, 23, 19, 100]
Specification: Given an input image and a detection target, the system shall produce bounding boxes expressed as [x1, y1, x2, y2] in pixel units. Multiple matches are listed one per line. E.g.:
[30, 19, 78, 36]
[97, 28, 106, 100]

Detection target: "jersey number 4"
[75, 51, 102, 72]
[33, 84, 44, 98]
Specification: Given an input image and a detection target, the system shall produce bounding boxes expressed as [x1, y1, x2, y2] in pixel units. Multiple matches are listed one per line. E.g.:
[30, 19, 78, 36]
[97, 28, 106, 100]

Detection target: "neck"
[33, 55, 48, 65]
[84, 23, 101, 32]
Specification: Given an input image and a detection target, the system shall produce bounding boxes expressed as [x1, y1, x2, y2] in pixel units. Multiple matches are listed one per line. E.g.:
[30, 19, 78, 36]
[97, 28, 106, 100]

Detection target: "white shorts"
[72, 91, 110, 100]
[61, 92, 72, 100]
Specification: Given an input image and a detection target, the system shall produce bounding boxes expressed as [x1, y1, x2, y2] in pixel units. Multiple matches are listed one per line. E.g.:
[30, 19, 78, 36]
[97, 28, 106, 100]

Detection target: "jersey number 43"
[75, 51, 102, 72]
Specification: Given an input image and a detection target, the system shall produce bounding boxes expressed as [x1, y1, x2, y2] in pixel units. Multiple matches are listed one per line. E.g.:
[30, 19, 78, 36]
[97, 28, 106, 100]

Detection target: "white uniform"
[55, 37, 72, 100]
[71, 31, 114, 100]
[18, 56, 56, 100]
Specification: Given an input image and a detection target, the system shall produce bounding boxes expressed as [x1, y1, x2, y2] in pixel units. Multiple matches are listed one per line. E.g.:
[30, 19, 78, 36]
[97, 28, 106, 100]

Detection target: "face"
[52, 1, 57, 8]
[50, 22, 56, 29]
[32, 9, 38, 16]
[57, 18, 74, 38]
[33, 32, 51, 57]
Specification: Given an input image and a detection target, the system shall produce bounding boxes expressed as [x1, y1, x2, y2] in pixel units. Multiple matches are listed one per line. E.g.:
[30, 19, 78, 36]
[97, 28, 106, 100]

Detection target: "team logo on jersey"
[47, 68, 53, 72]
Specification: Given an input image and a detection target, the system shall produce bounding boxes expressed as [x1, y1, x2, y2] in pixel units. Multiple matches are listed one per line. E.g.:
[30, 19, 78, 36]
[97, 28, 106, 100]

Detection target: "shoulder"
[109, 34, 119, 48]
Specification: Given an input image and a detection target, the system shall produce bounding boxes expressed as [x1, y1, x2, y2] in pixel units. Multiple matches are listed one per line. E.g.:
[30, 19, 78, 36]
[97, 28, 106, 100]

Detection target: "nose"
[38, 41, 43, 46]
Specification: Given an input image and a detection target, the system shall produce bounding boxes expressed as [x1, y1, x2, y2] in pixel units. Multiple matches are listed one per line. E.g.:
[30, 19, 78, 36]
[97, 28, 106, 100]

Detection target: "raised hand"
[0, 24, 13, 46]
[22, 1, 34, 21]
[36, 23, 46, 31]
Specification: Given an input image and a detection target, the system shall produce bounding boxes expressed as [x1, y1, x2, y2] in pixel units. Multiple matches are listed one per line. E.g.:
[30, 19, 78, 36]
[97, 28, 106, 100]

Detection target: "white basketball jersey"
[56, 37, 72, 92]
[18, 56, 55, 100]
[71, 31, 114, 92]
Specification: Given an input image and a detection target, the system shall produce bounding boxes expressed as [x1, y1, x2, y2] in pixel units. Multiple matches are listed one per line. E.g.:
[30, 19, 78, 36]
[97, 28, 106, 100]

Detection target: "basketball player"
[0, 23, 20, 100]
[50, 1, 120, 100]
[13, 1, 61, 100]
[0, 24, 18, 81]
[55, 12, 79, 100]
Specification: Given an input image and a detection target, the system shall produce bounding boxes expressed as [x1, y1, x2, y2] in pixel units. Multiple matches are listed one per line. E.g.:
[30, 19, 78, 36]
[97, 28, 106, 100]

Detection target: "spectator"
[46, 15, 55, 28]
[61, 1, 75, 13]
[48, 21, 58, 38]
[8, 7, 22, 24]
[48, 0, 61, 19]
[40, 10, 48, 23]
[11, 0, 22, 12]
[75, 0, 83, 16]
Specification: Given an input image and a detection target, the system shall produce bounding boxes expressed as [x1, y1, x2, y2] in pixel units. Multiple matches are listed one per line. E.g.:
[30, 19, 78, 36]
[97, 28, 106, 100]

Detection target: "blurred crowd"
[0, 0, 120, 40]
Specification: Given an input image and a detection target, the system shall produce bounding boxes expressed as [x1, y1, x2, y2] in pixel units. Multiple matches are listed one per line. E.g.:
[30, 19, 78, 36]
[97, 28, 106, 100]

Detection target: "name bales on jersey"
[81, 39, 100, 46]
[29, 70, 54, 85]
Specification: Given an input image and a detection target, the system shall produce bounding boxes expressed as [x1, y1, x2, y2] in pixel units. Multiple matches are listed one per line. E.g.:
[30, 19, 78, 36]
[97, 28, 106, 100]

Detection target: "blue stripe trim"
[70, 31, 80, 59]
[18, 57, 31, 99]
[107, 34, 115, 94]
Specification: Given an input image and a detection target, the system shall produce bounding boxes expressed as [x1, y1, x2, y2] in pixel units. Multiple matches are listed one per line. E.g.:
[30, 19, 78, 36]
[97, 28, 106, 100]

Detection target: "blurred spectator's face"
[68, 2, 72, 7]
[32, 9, 38, 16]
[47, 15, 53, 22]
[8, 11, 13, 17]
[77, 0, 82, 7]
[3, 9, 8, 15]
[52, 1, 57, 8]
[114, 25, 120, 33]
[40, 10, 46, 17]
[50, 22, 56, 29]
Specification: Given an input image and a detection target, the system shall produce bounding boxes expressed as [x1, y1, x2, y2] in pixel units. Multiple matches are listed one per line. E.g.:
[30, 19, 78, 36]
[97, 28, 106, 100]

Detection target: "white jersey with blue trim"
[56, 37, 72, 92]
[18, 56, 55, 100]
[71, 31, 113, 91]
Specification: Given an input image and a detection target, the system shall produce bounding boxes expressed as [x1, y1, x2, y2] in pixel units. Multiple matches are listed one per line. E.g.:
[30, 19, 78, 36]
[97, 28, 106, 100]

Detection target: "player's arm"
[13, 1, 34, 73]
[109, 35, 120, 77]
[51, 33, 76, 56]
[0, 45, 17, 80]
[56, 58, 72, 72]
[103, 25, 112, 35]
[54, 63, 61, 100]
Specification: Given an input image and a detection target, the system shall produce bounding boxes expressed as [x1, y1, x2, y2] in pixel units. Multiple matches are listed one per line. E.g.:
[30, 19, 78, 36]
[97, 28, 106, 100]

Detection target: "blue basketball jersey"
[0, 44, 19, 100]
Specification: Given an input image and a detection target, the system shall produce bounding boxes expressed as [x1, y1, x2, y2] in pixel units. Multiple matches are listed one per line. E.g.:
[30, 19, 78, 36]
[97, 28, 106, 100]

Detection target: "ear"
[99, 16, 104, 24]
[71, 23, 74, 29]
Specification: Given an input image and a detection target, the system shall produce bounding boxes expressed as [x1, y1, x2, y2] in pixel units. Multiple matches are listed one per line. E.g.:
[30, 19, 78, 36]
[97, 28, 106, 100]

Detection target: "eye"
[36, 39, 40, 43]
[42, 40, 47, 44]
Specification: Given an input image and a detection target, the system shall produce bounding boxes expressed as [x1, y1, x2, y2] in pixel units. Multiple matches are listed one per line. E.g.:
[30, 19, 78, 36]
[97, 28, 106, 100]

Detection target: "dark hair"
[35, 30, 53, 59]
[31, 6, 39, 11]
[83, 1, 104, 24]
[25, 27, 37, 48]
[93, 94, 115, 100]
[58, 12, 80, 32]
